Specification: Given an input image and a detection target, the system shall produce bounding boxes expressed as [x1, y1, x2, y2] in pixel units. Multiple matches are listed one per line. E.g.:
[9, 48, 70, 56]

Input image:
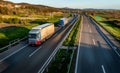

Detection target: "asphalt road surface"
[75, 15, 120, 73]
[0, 16, 78, 73]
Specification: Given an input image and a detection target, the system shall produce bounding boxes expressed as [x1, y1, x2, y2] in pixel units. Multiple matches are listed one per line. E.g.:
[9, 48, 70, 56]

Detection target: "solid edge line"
[75, 15, 83, 73]
[92, 39, 96, 45]
[101, 65, 106, 73]
[90, 28, 92, 33]
[29, 46, 42, 57]
[114, 49, 120, 57]
[0, 44, 28, 62]
[90, 17, 120, 57]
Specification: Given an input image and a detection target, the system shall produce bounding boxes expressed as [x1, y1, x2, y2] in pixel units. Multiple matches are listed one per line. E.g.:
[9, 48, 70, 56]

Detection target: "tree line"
[0, 1, 62, 15]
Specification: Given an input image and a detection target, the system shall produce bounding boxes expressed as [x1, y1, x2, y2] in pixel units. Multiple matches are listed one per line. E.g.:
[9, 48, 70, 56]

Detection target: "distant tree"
[0, 0, 4, 1]
[0, 16, 3, 23]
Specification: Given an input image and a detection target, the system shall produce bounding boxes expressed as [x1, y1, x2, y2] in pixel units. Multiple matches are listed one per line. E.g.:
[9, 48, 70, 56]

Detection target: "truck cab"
[58, 18, 67, 27]
[28, 29, 41, 45]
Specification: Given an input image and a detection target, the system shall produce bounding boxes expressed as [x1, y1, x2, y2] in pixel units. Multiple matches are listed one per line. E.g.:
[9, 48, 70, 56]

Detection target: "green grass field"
[0, 24, 39, 47]
[93, 15, 120, 41]
[0, 15, 62, 50]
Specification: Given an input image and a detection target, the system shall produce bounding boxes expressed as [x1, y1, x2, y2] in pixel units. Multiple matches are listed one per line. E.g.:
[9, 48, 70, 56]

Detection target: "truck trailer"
[28, 23, 55, 45]
[58, 18, 68, 27]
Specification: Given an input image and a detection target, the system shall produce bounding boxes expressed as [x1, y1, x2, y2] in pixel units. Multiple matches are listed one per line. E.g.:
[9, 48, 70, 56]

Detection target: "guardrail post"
[66, 46, 69, 53]
[9, 42, 11, 49]
[1, 36, 27, 51]
[46, 67, 48, 73]
[53, 56, 56, 61]
[8, 45, 11, 49]
[17, 39, 20, 43]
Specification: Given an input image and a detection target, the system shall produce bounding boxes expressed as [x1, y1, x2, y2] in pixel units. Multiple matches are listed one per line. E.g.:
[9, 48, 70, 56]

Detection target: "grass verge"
[91, 15, 120, 42]
[0, 24, 39, 47]
[0, 16, 62, 52]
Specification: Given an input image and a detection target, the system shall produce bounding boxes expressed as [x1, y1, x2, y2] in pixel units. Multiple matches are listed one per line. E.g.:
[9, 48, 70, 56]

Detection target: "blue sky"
[6, 0, 120, 9]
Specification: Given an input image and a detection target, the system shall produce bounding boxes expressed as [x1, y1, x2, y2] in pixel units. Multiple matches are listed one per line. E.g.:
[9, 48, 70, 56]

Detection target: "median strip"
[75, 15, 83, 73]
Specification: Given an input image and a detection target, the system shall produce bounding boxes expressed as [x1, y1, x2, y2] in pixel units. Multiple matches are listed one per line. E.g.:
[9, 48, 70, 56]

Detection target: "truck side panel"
[40, 24, 54, 41]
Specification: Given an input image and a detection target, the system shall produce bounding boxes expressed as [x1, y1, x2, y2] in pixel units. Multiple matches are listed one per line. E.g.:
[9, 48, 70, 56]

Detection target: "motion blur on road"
[0, 0, 120, 73]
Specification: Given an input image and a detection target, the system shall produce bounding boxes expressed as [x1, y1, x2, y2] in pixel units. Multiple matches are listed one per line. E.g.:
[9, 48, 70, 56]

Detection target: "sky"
[6, 0, 120, 9]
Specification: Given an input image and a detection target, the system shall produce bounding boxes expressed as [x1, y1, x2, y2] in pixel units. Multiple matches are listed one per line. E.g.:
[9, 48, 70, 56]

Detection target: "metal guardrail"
[38, 16, 79, 73]
[0, 36, 27, 51]
[89, 16, 120, 57]
[67, 49, 75, 73]
[9, 39, 20, 45]
[89, 16, 117, 48]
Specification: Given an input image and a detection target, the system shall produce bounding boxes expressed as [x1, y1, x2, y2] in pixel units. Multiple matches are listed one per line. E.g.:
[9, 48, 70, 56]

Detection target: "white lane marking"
[90, 17, 120, 58]
[0, 44, 28, 62]
[29, 46, 42, 57]
[90, 28, 92, 33]
[101, 65, 106, 73]
[92, 39, 96, 45]
[114, 47, 117, 50]
[75, 16, 83, 73]
[98, 29, 120, 57]
[114, 49, 120, 57]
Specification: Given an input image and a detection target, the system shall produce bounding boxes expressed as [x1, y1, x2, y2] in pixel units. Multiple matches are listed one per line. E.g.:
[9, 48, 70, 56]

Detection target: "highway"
[0, 16, 78, 73]
[75, 15, 120, 73]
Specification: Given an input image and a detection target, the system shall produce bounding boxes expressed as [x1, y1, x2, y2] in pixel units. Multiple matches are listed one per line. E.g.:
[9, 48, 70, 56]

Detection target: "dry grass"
[0, 23, 22, 28]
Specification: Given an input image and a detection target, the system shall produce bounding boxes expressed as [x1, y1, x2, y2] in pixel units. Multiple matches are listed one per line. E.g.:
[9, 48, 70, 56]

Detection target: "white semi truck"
[28, 23, 55, 45]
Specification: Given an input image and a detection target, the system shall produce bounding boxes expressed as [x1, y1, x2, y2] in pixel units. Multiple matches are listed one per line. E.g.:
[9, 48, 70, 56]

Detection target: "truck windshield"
[29, 34, 37, 39]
